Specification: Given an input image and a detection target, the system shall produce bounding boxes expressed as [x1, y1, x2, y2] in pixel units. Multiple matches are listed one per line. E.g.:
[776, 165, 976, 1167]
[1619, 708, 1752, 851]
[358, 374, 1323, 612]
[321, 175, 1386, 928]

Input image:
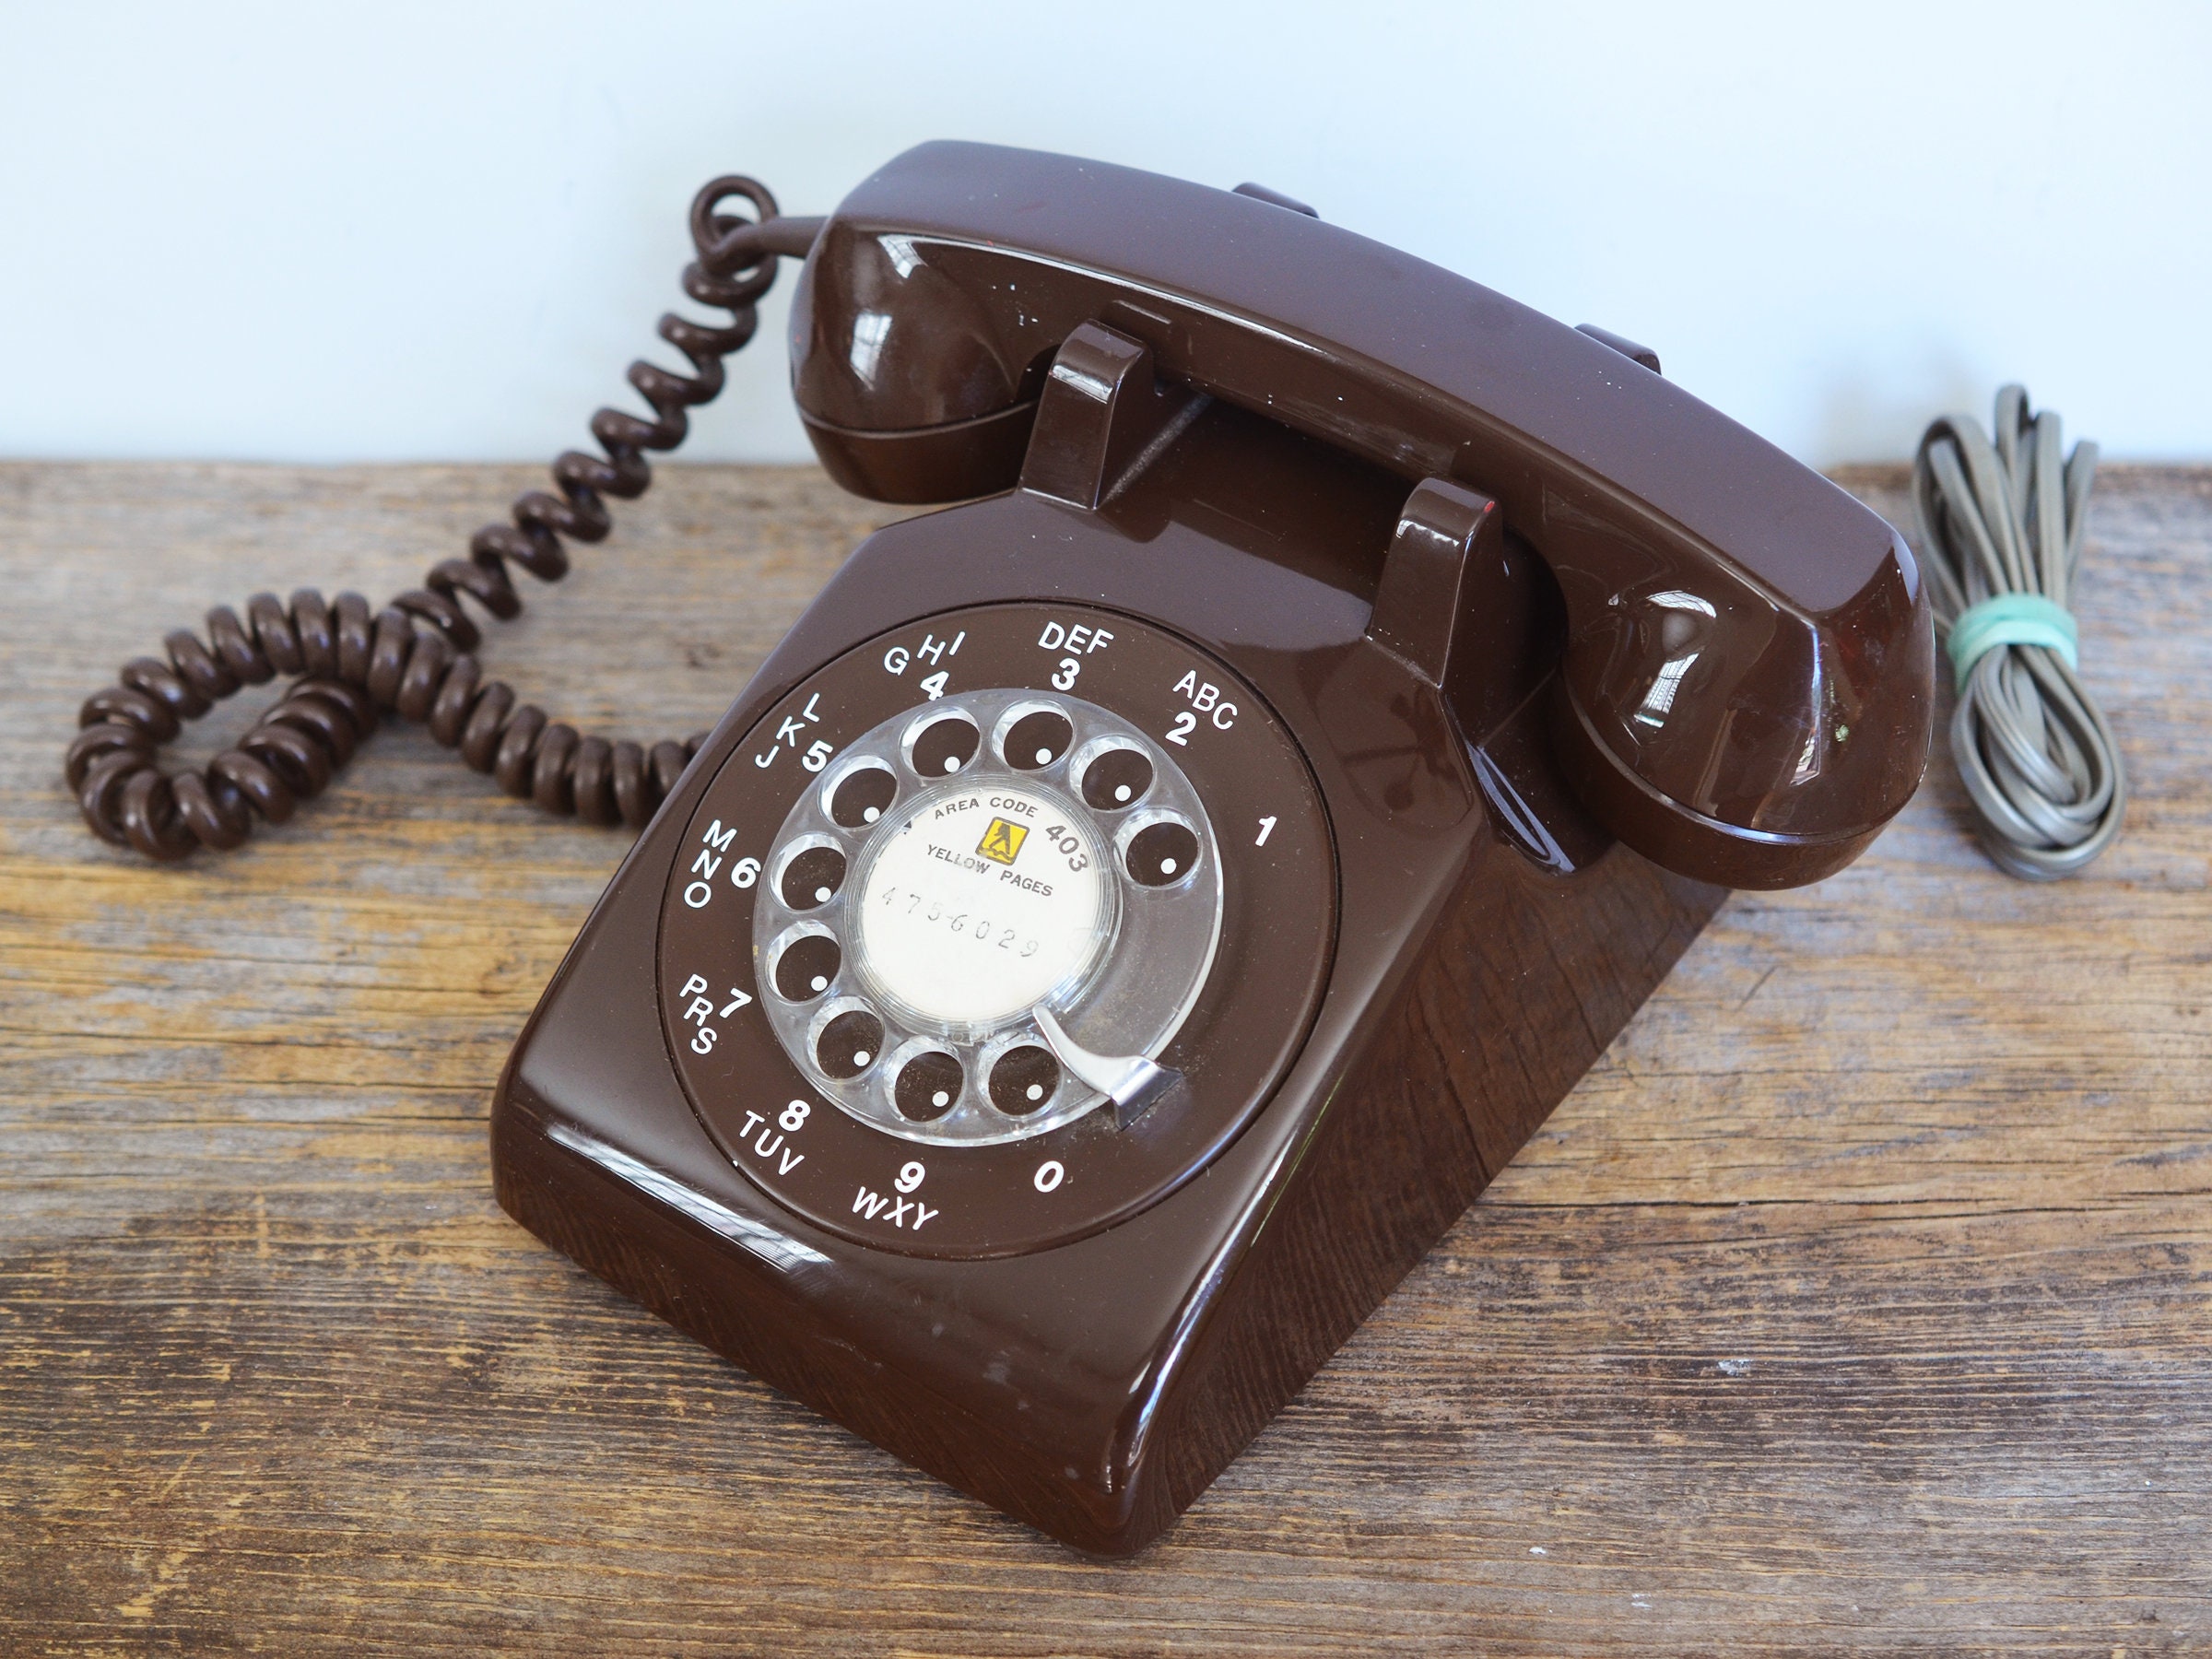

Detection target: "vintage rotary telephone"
[67, 143, 1934, 1554]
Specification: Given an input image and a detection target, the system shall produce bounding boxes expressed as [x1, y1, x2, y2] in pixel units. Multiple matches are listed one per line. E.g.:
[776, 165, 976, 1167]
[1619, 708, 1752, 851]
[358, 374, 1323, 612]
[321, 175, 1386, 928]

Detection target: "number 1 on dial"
[1255, 816, 1277, 847]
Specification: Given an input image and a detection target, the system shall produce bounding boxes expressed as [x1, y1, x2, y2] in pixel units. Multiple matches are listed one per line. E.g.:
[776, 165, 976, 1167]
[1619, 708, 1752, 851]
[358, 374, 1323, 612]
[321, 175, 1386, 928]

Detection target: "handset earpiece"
[785, 141, 1934, 888]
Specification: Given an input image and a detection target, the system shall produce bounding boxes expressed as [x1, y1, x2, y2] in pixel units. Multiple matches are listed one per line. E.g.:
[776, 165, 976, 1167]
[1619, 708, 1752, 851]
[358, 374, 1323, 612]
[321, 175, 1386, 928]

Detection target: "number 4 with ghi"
[883, 629, 965, 700]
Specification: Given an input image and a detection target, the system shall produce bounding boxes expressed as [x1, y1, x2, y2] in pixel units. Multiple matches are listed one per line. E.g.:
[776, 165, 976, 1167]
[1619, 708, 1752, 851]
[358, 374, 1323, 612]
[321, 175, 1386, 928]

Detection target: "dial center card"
[852, 778, 1111, 1030]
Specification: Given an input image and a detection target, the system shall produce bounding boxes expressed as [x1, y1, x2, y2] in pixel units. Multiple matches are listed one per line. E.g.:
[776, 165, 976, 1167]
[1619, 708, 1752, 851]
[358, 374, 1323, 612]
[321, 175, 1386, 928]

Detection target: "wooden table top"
[4, 460, 2207, 1654]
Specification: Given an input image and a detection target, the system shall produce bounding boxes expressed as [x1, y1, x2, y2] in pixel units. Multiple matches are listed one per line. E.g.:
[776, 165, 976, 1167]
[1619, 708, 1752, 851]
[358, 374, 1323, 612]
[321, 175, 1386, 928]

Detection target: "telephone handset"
[67, 144, 1933, 1554]
[789, 145, 1933, 887]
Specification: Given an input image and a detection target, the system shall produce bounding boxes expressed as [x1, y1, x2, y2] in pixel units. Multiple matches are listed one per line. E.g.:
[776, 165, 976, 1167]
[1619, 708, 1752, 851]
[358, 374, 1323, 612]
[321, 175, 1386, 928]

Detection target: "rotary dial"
[657, 602, 1335, 1259]
[752, 688, 1221, 1147]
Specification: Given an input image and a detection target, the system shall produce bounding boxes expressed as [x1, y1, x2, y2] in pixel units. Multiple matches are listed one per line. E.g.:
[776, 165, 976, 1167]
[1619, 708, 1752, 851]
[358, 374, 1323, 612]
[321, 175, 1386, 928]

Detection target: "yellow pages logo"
[977, 818, 1028, 865]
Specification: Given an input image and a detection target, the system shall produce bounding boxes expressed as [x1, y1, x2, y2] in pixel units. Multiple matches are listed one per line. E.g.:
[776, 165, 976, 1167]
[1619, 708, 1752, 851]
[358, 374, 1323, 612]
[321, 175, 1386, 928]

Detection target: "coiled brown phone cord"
[65, 176, 818, 862]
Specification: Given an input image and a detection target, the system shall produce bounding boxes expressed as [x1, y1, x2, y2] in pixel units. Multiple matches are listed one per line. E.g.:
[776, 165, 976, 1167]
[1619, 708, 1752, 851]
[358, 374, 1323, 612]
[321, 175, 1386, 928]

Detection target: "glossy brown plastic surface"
[493, 386, 1723, 1554]
[785, 141, 1933, 888]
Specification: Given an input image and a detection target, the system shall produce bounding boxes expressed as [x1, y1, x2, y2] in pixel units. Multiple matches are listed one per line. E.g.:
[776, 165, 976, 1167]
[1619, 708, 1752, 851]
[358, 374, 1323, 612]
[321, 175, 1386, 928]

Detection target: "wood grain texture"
[2, 459, 2207, 1655]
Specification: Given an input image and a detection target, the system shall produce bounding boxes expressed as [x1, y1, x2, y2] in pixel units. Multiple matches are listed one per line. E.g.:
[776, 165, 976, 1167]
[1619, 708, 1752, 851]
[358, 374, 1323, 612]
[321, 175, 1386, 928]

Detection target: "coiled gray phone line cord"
[1911, 386, 2124, 879]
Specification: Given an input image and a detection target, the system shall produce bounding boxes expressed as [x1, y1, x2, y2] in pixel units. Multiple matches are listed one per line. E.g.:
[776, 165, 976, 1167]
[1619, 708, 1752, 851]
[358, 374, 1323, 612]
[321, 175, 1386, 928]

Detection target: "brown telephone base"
[491, 381, 1720, 1555]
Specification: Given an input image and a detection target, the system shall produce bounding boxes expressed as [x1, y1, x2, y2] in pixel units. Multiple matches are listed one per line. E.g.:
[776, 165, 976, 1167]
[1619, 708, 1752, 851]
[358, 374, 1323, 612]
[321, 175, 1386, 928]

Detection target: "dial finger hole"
[1122, 816, 1201, 888]
[988, 1044, 1060, 1115]
[827, 762, 897, 829]
[892, 1049, 963, 1122]
[778, 842, 847, 910]
[772, 931, 841, 1001]
[1076, 741, 1153, 810]
[906, 712, 980, 778]
[816, 1008, 884, 1080]
[997, 704, 1075, 771]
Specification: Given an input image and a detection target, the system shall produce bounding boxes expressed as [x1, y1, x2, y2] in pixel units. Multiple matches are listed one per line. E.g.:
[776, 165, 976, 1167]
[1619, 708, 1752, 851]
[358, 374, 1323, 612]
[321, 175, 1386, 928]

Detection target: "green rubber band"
[1947, 593, 2078, 692]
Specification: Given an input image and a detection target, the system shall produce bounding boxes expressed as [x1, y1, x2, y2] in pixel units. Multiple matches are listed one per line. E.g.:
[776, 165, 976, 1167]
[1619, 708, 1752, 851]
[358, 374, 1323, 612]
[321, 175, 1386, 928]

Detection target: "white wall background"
[3, 1, 2206, 468]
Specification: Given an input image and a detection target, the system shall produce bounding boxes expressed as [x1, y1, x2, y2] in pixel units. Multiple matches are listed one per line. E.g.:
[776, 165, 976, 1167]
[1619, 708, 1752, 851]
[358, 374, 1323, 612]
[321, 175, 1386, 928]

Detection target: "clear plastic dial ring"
[751, 687, 1222, 1147]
